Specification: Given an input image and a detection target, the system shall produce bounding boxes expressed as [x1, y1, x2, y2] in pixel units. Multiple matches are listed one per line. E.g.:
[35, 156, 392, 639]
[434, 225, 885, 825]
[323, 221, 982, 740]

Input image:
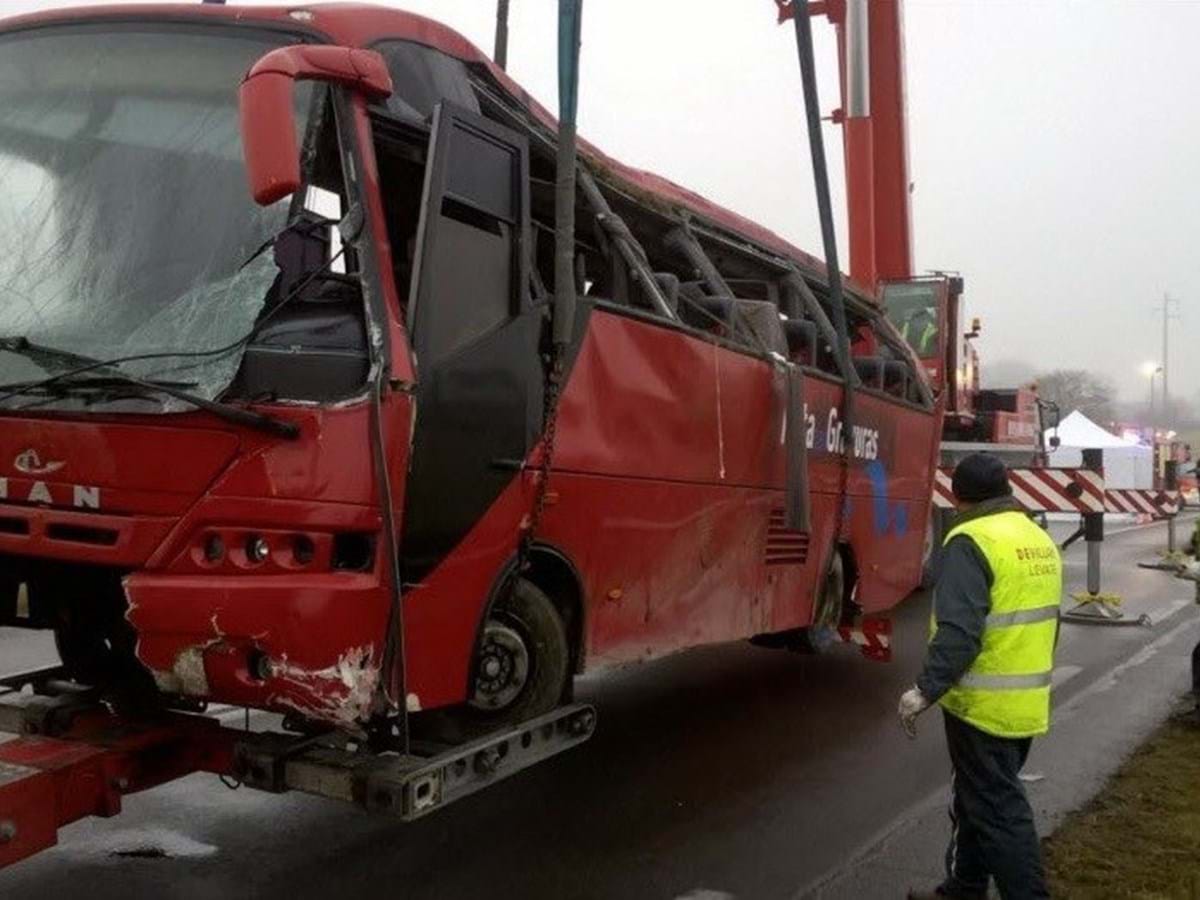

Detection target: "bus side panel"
[399, 310, 938, 708]
[761, 375, 843, 634]
[549, 311, 787, 662]
[552, 310, 782, 488]
[840, 389, 938, 611]
[548, 311, 844, 666]
[543, 475, 772, 666]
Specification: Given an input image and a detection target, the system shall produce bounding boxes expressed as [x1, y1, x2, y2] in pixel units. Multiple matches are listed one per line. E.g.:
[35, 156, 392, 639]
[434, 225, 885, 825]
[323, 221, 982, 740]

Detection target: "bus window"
[408, 104, 528, 365]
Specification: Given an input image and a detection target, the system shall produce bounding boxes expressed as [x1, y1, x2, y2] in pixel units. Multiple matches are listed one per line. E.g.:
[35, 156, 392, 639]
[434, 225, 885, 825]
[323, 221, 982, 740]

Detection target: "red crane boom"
[778, 0, 913, 290]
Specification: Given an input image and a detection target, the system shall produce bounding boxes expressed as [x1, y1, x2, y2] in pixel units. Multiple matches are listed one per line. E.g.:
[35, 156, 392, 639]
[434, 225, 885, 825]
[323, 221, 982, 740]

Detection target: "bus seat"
[679, 282, 734, 331]
[883, 360, 909, 398]
[853, 356, 885, 390]
[734, 299, 788, 357]
[783, 319, 817, 364]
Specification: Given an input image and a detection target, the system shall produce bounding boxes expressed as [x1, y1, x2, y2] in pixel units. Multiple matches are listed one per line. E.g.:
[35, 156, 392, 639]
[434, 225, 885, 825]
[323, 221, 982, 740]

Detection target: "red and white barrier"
[933, 467, 1105, 514]
[838, 618, 892, 663]
[1105, 489, 1181, 517]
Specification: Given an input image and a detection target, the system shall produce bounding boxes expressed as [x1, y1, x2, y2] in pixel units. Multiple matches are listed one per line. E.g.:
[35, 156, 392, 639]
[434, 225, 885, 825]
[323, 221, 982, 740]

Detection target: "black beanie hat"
[951, 452, 1012, 503]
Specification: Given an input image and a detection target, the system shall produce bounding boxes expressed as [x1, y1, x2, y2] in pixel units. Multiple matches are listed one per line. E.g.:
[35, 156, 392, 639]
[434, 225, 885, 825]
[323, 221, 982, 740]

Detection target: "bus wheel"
[422, 579, 569, 742]
[794, 551, 846, 654]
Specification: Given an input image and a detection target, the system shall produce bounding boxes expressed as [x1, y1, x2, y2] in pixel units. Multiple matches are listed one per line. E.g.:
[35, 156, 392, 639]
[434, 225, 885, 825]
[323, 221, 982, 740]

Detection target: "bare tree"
[1035, 369, 1116, 424]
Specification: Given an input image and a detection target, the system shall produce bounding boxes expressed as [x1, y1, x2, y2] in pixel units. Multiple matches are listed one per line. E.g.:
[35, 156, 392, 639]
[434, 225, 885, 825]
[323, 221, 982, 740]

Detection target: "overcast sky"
[2, 0, 1196, 401]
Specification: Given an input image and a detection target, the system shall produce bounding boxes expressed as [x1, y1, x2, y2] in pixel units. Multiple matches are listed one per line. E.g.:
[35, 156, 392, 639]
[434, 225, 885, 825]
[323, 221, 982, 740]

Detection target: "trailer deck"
[0, 666, 595, 871]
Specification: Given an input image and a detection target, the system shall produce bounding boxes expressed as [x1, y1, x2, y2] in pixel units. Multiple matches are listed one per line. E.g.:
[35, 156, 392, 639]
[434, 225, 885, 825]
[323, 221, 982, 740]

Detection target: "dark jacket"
[916, 496, 1024, 702]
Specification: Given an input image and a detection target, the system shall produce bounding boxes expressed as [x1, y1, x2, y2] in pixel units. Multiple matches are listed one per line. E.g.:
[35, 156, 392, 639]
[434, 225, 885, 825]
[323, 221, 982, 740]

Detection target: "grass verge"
[1043, 715, 1200, 899]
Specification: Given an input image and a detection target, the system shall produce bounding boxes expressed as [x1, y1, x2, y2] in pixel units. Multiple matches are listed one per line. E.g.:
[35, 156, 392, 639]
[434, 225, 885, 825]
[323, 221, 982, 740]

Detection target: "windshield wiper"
[0, 369, 299, 440]
[0, 335, 108, 371]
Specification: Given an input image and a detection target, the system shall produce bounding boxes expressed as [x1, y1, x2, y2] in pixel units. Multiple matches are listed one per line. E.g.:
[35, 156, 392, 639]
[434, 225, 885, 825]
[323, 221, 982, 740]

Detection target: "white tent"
[1045, 410, 1153, 489]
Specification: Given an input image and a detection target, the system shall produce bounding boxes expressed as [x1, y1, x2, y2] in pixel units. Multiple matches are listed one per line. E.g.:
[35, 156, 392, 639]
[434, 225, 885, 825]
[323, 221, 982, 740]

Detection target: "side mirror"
[240, 45, 393, 206]
[965, 316, 982, 340]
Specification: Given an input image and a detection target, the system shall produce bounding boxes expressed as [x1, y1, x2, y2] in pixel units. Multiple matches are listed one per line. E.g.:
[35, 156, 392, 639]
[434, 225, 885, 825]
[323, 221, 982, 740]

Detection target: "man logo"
[13, 449, 64, 476]
[0, 450, 98, 510]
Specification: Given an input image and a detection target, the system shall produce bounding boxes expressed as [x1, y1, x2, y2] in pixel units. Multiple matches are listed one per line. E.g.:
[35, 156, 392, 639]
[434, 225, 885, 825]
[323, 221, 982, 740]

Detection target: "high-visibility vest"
[900, 319, 937, 356]
[932, 510, 1062, 738]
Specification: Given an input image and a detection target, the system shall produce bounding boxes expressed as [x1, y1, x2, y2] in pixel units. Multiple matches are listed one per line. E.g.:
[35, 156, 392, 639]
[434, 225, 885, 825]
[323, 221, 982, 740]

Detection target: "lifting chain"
[513, 349, 566, 581]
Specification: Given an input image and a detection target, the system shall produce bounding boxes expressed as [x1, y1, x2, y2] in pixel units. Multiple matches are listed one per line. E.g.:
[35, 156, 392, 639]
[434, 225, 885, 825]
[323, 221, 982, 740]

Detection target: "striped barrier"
[838, 617, 892, 663]
[1105, 489, 1181, 517]
[933, 467, 1105, 513]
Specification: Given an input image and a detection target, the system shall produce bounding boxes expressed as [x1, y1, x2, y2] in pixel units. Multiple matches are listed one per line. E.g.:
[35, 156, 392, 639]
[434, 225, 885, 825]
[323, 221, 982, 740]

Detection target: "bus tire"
[794, 550, 846, 654]
[417, 578, 569, 743]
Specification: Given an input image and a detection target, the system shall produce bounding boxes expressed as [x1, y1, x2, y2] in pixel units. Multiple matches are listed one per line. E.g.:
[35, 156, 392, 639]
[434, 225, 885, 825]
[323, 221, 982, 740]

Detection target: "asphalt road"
[1, 515, 1196, 900]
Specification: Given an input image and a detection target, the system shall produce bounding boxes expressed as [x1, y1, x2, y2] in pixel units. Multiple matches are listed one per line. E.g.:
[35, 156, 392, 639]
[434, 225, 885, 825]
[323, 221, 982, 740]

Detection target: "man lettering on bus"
[899, 452, 1062, 900]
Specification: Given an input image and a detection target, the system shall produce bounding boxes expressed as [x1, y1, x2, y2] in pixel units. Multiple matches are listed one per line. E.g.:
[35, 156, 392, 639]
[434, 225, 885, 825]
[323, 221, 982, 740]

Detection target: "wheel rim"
[469, 620, 531, 711]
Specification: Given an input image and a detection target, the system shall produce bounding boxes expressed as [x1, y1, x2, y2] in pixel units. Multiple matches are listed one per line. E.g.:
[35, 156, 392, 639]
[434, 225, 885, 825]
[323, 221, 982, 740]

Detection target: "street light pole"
[1154, 293, 1180, 427]
[1142, 361, 1163, 427]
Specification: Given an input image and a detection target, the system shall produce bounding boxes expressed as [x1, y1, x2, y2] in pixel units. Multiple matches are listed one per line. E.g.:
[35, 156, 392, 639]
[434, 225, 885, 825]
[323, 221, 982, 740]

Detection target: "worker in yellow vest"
[902, 453, 1062, 900]
[900, 307, 938, 357]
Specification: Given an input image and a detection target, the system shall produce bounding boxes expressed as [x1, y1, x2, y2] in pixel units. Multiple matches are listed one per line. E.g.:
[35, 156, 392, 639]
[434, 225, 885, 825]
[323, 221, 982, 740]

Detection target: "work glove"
[897, 686, 930, 739]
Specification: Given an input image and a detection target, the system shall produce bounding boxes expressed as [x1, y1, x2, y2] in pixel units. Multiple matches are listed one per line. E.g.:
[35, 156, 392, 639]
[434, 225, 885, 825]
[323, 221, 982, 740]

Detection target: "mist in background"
[2, 0, 1196, 402]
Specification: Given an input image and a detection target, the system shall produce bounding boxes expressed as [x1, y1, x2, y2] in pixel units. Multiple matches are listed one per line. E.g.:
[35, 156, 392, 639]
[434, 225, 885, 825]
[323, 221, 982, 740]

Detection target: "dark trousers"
[1192, 639, 1200, 706]
[941, 711, 1049, 900]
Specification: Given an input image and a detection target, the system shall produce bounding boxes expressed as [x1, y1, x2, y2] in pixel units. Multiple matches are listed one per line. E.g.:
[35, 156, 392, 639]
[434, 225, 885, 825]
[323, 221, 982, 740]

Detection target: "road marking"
[1054, 615, 1200, 710]
[1149, 598, 1193, 625]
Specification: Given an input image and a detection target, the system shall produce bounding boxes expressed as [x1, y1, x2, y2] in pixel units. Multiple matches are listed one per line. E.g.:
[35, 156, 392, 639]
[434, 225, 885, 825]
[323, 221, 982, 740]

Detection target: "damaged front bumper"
[125, 571, 391, 728]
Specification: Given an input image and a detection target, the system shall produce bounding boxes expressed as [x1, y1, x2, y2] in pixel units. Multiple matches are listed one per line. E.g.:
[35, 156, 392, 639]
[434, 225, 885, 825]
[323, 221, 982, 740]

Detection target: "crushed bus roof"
[0, 2, 871, 299]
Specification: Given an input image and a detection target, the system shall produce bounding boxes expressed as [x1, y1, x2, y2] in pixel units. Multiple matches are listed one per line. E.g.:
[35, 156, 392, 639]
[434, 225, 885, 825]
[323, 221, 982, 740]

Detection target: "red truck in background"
[782, 0, 1051, 471]
[882, 276, 1053, 467]
[0, 2, 942, 865]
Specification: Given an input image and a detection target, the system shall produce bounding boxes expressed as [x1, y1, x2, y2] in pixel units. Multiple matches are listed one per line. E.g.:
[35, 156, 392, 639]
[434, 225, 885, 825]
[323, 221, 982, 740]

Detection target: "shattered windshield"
[0, 25, 312, 410]
[882, 282, 940, 359]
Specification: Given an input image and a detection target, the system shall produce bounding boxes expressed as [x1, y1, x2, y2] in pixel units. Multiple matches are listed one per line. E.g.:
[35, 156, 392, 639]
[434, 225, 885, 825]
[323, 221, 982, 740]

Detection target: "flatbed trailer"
[0, 665, 594, 869]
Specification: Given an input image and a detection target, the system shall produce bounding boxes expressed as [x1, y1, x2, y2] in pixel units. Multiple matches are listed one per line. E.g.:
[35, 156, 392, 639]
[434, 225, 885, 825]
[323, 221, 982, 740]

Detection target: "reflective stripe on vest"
[958, 671, 1053, 690]
[985, 605, 1060, 628]
[932, 509, 1063, 738]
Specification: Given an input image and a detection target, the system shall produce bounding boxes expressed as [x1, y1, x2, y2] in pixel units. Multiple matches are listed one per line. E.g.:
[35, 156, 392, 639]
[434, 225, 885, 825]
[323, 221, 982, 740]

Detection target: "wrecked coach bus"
[0, 4, 941, 744]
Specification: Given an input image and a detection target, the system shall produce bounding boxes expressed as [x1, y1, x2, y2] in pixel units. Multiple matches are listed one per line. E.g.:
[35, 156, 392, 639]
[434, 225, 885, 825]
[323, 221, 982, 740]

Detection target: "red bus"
[0, 4, 940, 740]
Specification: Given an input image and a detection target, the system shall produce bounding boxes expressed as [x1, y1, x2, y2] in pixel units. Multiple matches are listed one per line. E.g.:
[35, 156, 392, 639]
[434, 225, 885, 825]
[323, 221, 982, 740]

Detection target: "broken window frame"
[0, 22, 371, 411]
[404, 101, 532, 370]
[463, 67, 932, 413]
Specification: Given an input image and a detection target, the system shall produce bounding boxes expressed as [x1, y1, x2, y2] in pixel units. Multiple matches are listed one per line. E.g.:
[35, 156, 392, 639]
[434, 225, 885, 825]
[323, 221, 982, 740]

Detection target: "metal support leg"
[1065, 463, 1144, 625]
[1059, 519, 1085, 551]
[1087, 539, 1101, 596]
[1141, 461, 1187, 571]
